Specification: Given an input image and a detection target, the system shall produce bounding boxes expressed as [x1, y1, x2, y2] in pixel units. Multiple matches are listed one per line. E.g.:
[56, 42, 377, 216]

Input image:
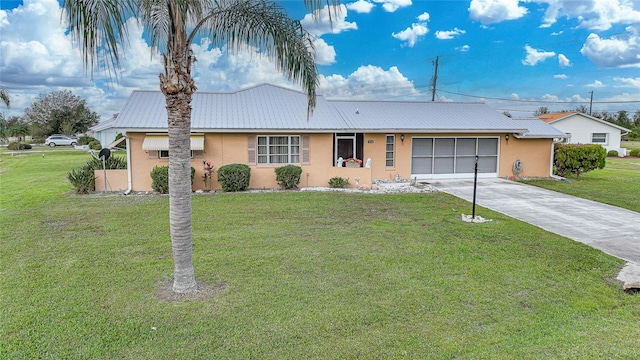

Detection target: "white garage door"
[411, 137, 499, 179]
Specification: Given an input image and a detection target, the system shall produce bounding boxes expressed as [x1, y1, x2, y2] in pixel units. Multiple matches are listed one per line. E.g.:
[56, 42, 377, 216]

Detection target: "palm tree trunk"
[166, 92, 197, 294]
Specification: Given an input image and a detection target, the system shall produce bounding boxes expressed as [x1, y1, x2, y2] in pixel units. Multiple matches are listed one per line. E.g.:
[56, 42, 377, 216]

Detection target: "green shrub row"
[554, 144, 606, 177]
[148, 164, 355, 193]
[607, 150, 618, 157]
[630, 148, 640, 157]
[67, 155, 127, 194]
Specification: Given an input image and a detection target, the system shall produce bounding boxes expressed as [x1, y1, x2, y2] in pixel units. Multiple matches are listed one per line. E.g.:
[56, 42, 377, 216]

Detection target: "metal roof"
[511, 118, 568, 138]
[114, 84, 529, 133]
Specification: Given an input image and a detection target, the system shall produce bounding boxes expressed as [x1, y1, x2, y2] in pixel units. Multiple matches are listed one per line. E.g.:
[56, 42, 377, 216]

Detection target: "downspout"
[124, 133, 133, 195]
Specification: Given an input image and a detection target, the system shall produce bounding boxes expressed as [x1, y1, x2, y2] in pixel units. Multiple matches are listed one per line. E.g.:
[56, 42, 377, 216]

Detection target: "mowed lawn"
[1, 150, 640, 359]
[521, 156, 640, 213]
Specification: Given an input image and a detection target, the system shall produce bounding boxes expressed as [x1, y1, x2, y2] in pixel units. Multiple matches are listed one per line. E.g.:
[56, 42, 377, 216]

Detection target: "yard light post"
[472, 154, 479, 219]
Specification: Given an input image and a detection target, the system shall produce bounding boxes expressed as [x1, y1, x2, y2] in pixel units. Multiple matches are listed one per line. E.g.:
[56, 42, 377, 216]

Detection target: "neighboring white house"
[536, 112, 631, 155]
[89, 117, 121, 148]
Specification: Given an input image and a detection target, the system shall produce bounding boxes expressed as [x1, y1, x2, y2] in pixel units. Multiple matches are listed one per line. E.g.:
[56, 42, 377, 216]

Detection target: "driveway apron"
[429, 178, 640, 266]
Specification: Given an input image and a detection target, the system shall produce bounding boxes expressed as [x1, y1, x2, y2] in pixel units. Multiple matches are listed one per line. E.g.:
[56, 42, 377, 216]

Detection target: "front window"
[385, 135, 395, 167]
[257, 136, 300, 164]
[591, 133, 607, 144]
[159, 150, 196, 158]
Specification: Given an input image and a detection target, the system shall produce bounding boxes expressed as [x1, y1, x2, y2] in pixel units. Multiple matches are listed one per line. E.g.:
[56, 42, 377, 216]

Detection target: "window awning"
[142, 134, 204, 151]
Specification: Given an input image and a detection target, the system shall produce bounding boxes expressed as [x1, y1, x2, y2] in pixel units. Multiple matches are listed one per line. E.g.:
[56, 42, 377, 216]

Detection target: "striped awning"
[142, 134, 204, 151]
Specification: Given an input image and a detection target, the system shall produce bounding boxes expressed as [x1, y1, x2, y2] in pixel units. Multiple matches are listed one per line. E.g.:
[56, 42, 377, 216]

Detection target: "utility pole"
[431, 56, 439, 101]
[589, 91, 593, 115]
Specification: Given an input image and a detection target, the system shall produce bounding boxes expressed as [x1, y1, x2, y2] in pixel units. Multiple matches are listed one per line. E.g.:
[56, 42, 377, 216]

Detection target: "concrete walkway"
[429, 178, 640, 288]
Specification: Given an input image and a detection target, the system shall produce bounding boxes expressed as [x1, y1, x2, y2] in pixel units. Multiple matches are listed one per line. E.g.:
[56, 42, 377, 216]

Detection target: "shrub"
[554, 144, 607, 177]
[77, 135, 99, 146]
[7, 142, 31, 150]
[630, 148, 640, 157]
[275, 165, 302, 189]
[328, 176, 350, 188]
[89, 140, 102, 150]
[150, 165, 196, 194]
[67, 155, 127, 194]
[67, 166, 95, 194]
[114, 133, 126, 149]
[607, 150, 619, 157]
[217, 164, 251, 192]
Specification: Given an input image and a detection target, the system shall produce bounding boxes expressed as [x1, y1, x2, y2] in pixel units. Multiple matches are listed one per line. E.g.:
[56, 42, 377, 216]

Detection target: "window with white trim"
[385, 134, 395, 167]
[159, 150, 197, 158]
[257, 135, 300, 164]
[591, 133, 607, 144]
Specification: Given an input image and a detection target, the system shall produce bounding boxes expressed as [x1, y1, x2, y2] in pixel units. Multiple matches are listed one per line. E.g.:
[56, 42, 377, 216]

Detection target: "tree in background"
[24, 90, 99, 138]
[0, 89, 9, 141]
[63, 0, 337, 294]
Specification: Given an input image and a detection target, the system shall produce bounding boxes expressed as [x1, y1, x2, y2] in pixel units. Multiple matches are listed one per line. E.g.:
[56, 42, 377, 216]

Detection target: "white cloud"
[613, 77, 640, 88]
[522, 45, 556, 66]
[319, 65, 421, 99]
[537, 0, 640, 31]
[554, 74, 568, 79]
[300, 4, 357, 36]
[373, 0, 412, 13]
[468, 0, 528, 25]
[558, 54, 571, 67]
[456, 45, 471, 52]
[580, 26, 640, 68]
[347, 0, 375, 13]
[435, 28, 466, 40]
[586, 80, 605, 88]
[392, 12, 430, 47]
[417, 12, 430, 22]
[311, 38, 337, 65]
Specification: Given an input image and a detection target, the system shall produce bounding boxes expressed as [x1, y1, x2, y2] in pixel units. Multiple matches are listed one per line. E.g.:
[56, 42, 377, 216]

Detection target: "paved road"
[429, 179, 640, 275]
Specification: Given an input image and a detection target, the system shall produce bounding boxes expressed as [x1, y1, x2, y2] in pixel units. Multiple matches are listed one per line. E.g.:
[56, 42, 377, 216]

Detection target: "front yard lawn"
[520, 157, 640, 213]
[1, 151, 639, 359]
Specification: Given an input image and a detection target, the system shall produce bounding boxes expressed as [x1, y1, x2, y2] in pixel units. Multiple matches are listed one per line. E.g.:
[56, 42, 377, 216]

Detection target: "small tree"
[554, 144, 606, 177]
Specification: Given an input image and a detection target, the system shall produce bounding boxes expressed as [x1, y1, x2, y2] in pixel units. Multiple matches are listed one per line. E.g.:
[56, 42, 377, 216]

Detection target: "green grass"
[2, 151, 640, 359]
[521, 157, 640, 212]
[621, 140, 640, 151]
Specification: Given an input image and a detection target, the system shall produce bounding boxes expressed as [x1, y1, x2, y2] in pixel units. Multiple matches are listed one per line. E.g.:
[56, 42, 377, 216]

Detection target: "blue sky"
[2, 0, 640, 121]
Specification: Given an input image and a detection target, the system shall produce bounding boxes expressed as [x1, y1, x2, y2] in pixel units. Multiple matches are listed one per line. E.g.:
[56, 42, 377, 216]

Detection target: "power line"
[436, 88, 640, 104]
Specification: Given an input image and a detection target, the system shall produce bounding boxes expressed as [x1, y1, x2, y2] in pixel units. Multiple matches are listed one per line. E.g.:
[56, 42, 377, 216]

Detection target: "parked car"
[45, 135, 78, 147]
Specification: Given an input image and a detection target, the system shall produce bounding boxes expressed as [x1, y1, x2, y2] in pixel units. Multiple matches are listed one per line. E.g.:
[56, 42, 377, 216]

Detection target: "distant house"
[89, 117, 122, 148]
[536, 112, 630, 155]
[100, 84, 566, 192]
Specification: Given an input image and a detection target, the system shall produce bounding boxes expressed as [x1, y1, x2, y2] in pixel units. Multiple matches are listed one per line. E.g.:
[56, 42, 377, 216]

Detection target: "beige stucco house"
[97, 84, 566, 192]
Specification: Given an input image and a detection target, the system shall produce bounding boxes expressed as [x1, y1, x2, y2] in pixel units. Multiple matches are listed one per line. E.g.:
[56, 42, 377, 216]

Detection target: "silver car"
[45, 135, 78, 147]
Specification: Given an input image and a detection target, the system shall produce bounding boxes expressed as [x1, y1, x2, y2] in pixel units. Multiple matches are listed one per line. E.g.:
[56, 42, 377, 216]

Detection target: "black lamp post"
[472, 154, 479, 219]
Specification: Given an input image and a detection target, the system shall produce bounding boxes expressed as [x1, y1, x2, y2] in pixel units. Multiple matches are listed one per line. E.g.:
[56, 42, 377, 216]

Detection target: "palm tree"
[0, 88, 9, 108]
[62, 0, 336, 293]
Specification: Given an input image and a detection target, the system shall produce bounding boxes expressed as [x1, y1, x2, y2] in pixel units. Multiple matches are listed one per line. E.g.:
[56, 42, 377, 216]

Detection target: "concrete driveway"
[429, 178, 640, 286]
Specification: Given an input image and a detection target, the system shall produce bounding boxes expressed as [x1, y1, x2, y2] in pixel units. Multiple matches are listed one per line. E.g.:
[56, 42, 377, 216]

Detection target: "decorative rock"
[461, 214, 493, 223]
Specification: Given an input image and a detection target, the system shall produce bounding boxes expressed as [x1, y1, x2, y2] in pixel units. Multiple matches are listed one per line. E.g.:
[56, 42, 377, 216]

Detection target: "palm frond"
[62, 0, 137, 78]
[0, 88, 9, 108]
[195, 0, 325, 114]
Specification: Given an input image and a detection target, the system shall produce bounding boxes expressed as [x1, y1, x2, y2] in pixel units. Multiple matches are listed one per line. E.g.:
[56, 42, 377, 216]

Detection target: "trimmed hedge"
[150, 165, 196, 194]
[217, 164, 251, 192]
[630, 148, 640, 157]
[607, 150, 619, 157]
[275, 165, 302, 189]
[554, 143, 606, 177]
